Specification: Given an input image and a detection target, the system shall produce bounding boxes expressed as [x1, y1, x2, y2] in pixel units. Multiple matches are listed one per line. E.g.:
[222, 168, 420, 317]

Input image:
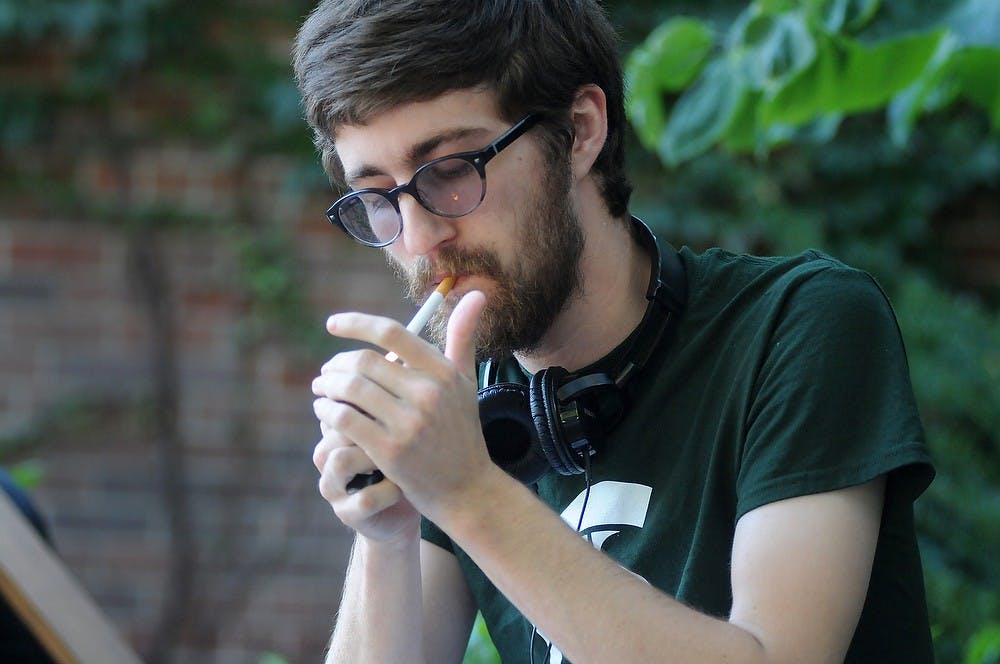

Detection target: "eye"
[426, 158, 476, 181]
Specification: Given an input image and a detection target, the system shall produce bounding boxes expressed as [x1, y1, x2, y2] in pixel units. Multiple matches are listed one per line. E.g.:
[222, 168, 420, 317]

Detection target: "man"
[295, 1, 935, 662]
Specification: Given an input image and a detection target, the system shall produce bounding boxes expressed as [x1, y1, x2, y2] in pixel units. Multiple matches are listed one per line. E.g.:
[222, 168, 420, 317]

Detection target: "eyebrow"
[344, 125, 493, 184]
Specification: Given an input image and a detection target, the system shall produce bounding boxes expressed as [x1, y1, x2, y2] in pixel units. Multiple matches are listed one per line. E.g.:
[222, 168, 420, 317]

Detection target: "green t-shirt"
[422, 247, 935, 663]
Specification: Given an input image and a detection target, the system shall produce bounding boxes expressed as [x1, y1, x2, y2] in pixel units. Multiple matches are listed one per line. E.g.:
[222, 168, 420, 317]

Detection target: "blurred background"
[0, 1, 996, 663]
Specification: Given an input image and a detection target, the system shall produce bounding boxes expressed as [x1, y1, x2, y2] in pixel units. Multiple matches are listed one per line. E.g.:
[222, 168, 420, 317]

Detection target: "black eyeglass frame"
[326, 114, 540, 248]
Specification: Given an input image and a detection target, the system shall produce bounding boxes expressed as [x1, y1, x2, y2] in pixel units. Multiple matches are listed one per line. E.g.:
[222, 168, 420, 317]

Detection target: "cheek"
[384, 250, 417, 287]
[384, 246, 407, 267]
[385, 246, 425, 280]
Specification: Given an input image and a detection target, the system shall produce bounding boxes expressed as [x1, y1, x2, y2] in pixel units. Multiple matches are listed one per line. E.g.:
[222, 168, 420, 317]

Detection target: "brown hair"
[293, 0, 631, 217]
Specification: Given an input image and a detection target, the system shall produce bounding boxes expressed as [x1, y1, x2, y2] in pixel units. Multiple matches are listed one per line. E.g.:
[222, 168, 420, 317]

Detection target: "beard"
[387, 154, 584, 361]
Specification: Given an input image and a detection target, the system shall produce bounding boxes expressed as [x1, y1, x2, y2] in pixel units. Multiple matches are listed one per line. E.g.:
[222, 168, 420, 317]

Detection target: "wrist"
[358, 520, 421, 555]
[426, 464, 524, 541]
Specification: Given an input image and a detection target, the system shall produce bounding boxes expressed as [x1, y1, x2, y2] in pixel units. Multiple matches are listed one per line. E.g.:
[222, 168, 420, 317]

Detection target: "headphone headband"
[477, 216, 687, 484]
[610, 217, 685, 387]
[479, 217, 685, 388]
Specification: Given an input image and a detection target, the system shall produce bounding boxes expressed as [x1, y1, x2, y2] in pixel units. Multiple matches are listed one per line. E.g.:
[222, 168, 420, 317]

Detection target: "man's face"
[334, 90, 585, 360]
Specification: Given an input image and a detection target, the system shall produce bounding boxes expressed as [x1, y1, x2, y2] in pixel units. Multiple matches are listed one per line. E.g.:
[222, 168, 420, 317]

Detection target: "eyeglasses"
[326, 114, 539, 247]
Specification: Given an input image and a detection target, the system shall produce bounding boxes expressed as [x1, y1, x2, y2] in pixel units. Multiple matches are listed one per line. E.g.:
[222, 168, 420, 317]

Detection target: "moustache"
[405, 246, 506, 301]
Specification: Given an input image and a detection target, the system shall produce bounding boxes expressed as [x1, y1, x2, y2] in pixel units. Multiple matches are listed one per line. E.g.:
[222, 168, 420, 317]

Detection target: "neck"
[515, 209, 652, 375]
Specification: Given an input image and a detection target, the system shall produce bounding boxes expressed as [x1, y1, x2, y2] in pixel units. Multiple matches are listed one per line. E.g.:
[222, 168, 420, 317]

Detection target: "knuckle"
[328, 447, 355, 477]
[392, 409, 421, 439]
[354, 486, 380, 513]
[329, 403, 354, 430]
[318, 473, 337, 502]
[314, 397, 340, 422]
[321, 351, 348, 374]
[412, 383, 443, 415]
[343, 373, 368, 398]
[312, 440, 328, 471]
[353, 348, 383, 373]
[373, 319, 405, 349]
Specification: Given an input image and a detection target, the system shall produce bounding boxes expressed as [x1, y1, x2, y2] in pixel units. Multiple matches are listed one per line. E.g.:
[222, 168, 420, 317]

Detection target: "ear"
[569, 84, 609, 181]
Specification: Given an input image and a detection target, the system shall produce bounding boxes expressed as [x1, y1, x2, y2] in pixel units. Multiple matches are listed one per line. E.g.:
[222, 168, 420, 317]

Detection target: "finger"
[444, 290, 487, 380]
[313, 397, 386, 444]
[345, 475, 404, 517]
[313, 357, 401, 413]
[326, 312, 439, 369]
[317, 452, 402, 515]
[326, 312, 409, 355]
[312, 429, 360, 473]
[319, 348, 395, 380]
[321, 444, 377, 487]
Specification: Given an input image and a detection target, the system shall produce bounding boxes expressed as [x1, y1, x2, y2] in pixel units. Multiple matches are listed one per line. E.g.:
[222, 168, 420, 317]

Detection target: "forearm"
[434, 468, 765, 664]
[327, 533, 425, 664]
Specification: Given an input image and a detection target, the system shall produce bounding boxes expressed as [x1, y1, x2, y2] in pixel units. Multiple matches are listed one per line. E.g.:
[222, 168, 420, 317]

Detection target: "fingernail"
[326, 315, 337, 332]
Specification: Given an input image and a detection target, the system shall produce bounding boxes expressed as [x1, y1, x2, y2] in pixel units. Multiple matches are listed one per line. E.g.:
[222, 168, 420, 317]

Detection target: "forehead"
[333, 89, 507, 175]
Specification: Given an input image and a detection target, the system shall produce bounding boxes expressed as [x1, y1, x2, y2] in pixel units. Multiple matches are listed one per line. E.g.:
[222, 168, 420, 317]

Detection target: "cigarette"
[346, 276, 457, 493]
[384, 276, 455, 363]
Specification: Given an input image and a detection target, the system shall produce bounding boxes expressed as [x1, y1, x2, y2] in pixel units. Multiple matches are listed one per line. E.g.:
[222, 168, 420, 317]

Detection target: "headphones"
[477, 217, 686, 485]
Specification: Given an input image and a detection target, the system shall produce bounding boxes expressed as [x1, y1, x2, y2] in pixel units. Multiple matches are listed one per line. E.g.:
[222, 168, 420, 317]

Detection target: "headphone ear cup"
[529, 367, 585, 476]
[477, 383, 550, 485]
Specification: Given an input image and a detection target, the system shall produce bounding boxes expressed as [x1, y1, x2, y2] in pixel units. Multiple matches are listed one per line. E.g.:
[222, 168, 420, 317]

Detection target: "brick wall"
[0, 141, 412, 662]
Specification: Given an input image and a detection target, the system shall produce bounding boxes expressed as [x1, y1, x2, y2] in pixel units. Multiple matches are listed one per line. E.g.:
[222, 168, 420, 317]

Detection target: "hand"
[312, 291, 491, 522]
[313, 421, 420, 544]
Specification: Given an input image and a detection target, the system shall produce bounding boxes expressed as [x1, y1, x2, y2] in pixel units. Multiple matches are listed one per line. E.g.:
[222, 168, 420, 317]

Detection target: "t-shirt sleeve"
[735, 264, 934, 519]
[420, 516, 455, 553]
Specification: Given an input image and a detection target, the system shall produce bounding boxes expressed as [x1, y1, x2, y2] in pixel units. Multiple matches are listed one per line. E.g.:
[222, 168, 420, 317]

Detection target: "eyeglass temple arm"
[477, 114, 540, 165]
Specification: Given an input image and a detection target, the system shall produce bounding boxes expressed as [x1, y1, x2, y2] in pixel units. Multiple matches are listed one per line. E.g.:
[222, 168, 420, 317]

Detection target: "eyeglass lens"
[336, 156, 486, 246]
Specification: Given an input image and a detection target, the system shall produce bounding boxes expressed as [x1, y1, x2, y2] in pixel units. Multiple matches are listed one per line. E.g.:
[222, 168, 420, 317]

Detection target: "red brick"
[11, 238, 102, 266]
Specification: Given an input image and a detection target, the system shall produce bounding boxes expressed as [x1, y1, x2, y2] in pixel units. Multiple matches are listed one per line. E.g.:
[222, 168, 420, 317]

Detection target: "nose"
[397, 194, 456, 257]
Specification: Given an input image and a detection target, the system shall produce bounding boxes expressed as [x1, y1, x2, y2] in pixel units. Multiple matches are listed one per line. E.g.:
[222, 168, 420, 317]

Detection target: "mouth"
[433, 275, 451, 287]
[428, 274, 459, 300]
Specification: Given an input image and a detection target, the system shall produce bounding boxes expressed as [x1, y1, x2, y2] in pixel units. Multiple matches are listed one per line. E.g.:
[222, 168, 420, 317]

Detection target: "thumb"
[444, 290, 487, 380]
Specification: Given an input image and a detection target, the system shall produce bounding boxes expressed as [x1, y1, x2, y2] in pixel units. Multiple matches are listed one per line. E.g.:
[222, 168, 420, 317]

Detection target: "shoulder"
[679, 247, 900, 337]
[684, 246, 883, 296]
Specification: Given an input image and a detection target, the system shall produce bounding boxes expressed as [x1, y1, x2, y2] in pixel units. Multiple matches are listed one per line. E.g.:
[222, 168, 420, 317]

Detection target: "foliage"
[5, 459, 44, 490]
[257, 652, 290, 664]
[0, 0, 329, 351]
[0, 2, 327, 661]
[966, 623, 1000, 664]
[626, 0, 1000, 164]
[622, 1, 999, 661]
[464, 613, 502, 664]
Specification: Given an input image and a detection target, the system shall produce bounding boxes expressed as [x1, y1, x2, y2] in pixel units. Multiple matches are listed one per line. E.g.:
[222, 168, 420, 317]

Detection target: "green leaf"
[662, 59, 746, 164]
[807, 0, 881, 34]
[721, 90, 763, 153]
[965, 623, 1000, 664]
[257, 653, 289, 664]
[945, 0, 1000, 48]
[627, 83, 668, 152]
[762, 29, 945, 126]
[8, 460, 44, 490]
[733, 11, 816, 90]
[890, 39, 1000, 144]
[758, 0, 803, 15]
[464, 612, 501, 663]
[626, 17, 716, 154]
[626, 17, 715, 93]
[949, 47, 1000, 130]
[887, 33, 959, 146]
